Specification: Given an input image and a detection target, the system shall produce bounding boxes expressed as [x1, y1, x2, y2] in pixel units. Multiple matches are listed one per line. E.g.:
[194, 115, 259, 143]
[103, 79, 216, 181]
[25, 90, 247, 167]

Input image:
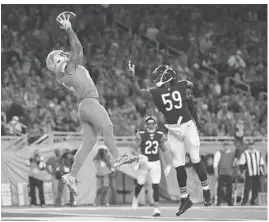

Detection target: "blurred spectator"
[93, 147, 113, 207]
[26, 149, 46, 207]
[45, 148, 63, 206]
[6, 116, 27, 135]
[1, 5, 267, 138]
[61, 148, 76, 206]
[213, 142, 236, 206]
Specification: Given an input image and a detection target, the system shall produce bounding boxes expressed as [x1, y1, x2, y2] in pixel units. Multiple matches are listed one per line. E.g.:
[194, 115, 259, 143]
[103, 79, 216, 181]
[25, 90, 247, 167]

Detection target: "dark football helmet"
[152, 65, 177, 87]
[145, 116, 157, 133]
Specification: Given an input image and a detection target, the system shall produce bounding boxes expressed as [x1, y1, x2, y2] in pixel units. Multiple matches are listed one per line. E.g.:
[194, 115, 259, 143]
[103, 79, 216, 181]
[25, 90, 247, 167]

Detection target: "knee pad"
[152, 183, 159, 202]
[193, 161, 207, 182]
[175, 165, 187, 187]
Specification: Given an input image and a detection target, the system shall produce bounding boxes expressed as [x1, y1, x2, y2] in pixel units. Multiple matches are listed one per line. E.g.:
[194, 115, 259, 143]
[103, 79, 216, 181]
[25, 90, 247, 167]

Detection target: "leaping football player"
[45, 12, 138, 196]
[128, 61, 212, 216]
[132, 116, 172, 217]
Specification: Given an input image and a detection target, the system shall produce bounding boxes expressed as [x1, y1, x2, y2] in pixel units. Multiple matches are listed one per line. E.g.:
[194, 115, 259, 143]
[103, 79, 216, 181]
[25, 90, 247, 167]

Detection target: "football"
[56, 11, 76, 25]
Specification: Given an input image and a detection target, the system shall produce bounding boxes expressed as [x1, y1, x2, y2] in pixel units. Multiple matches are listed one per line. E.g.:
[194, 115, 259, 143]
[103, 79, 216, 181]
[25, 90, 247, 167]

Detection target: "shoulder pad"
[157, 131, 164, 135]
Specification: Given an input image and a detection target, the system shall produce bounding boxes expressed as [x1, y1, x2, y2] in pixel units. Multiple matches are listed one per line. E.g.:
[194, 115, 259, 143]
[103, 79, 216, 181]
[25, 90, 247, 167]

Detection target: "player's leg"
[62, 122, 98, 196]
[241, 174, 251, 205]
[250, 176, 260, 205]
[80, 98, 138, 167]
[149, 161, 161, 217]
[185, 121, 211, 206]
[168, 129, 193, 216]
[132, 166, 147, 209]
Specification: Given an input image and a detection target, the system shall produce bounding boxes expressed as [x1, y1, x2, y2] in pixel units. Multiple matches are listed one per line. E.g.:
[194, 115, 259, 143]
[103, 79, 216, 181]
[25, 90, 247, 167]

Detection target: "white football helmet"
[46, 50, 70, 73]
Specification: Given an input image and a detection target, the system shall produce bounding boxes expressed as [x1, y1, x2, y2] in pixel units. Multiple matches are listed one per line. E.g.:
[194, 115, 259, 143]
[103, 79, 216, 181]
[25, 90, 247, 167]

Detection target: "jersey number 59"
[145, 141, 159, 154]
[161, 91, 182, 111]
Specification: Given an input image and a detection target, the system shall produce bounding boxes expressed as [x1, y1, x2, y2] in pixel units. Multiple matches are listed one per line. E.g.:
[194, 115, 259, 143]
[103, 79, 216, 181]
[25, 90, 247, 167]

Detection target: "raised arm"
[66, 27, 83, 70]
[128, 61, 153, 101]
[56, 12, 83, 74]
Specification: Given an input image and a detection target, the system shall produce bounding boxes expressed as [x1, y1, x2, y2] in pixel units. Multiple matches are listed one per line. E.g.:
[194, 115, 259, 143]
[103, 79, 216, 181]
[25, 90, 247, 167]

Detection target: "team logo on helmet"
[152, 65, 177, 87]
[145, 116, 157, 133]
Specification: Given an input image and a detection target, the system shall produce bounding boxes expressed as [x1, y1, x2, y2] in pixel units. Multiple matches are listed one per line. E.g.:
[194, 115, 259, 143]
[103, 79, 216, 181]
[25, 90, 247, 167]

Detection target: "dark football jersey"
[137, 130, 166, 162]
[149, 80, 193, 125]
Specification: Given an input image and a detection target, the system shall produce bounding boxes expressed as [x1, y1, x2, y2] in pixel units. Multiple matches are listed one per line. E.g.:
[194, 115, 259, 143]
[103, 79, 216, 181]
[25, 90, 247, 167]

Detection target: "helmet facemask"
[152, 65, 177, 87]
[145, 116, 157, 133]
[46, 50, 70, 73]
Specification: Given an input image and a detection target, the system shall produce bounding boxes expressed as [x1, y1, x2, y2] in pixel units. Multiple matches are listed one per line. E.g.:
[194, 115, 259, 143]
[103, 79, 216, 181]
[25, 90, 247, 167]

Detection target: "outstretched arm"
[56, 12, 83, 74]
[128, 61, 153, 101]
[66, 27, 83, 73]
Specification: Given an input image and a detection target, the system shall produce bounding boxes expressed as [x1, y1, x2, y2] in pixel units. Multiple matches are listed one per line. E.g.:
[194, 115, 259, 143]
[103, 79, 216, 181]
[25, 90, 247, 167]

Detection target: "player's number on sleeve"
[145, 141, 159, 154]
[161, 91, 182, 111]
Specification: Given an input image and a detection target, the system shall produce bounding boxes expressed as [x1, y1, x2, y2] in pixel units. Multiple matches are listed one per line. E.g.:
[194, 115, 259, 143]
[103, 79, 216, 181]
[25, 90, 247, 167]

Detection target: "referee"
[239, 140, 265, 205]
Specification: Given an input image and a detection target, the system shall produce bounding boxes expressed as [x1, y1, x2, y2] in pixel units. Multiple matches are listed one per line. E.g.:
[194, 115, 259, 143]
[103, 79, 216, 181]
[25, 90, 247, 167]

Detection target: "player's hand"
[128, 60, 135, 80]
[56, 12, 72, 31]
[164, 165, 172, 177]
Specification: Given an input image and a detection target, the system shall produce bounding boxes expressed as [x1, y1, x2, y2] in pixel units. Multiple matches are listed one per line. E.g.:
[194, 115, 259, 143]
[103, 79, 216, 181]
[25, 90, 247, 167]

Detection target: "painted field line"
[1, 210, 254, 221]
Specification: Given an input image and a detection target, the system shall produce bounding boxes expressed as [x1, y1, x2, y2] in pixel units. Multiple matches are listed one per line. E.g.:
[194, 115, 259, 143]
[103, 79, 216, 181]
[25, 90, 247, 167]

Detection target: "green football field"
[1, 205, 267, 221]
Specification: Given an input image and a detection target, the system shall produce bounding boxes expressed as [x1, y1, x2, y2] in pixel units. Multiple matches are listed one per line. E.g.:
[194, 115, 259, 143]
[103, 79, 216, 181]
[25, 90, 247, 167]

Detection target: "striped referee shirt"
[239, 149, 265, 176]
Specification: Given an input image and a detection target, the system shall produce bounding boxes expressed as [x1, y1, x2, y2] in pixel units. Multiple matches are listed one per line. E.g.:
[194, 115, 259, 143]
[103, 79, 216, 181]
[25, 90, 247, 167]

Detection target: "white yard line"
[1, 210, 256, 221]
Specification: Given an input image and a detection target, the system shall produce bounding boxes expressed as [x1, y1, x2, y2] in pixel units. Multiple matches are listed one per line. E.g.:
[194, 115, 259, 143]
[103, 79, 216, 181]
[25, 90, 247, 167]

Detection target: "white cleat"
[62, 174, 79, 196]
[132, 196, 139, 210]
[152, 207, 161, 217]
[112, 154, 139, 168]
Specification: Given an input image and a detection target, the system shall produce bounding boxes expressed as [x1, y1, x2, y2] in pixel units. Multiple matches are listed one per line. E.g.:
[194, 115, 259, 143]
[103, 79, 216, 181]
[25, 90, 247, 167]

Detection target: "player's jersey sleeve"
[147, 87, 157, 95]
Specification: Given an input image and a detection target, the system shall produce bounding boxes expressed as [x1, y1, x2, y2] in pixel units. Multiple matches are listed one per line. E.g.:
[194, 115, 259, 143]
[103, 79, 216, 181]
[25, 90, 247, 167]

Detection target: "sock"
[135, 184, 143, 198]
[193, 161, 209, 190]
[152, 184, 159, 203]
[102, 125, 120, 158]
[175, 166, 188, 198]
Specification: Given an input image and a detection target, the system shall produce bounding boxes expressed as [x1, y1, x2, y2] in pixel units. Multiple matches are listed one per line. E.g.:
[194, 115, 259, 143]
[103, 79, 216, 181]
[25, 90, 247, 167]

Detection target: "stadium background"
[1, 4, 267, 207]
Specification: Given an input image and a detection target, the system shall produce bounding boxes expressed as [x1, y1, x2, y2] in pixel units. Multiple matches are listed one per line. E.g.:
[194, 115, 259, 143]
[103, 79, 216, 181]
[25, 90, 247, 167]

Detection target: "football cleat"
[112, 154, 139, 168]
[203, 190, 212, 207]
[132, 196, 139, 210]
[62, 174, 79, 196]
[152, 207, 161, 217]
[176, 195, 193, 216]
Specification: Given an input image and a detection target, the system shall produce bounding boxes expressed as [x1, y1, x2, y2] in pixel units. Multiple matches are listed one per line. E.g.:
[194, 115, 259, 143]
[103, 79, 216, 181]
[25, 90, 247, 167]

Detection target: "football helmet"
[145, 116, 157, 133]
[46, 50, 70, 73]
[152, 65, 177, 87]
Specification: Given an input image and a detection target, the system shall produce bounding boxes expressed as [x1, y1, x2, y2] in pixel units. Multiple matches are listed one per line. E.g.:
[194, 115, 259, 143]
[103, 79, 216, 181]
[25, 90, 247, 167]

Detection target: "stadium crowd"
[1, 5, 267, 140]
